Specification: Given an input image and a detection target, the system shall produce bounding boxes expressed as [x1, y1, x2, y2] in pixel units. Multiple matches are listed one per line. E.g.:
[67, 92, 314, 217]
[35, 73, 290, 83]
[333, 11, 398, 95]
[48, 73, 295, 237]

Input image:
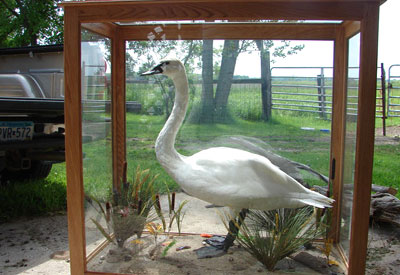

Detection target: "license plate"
[0, 121, 34, 142]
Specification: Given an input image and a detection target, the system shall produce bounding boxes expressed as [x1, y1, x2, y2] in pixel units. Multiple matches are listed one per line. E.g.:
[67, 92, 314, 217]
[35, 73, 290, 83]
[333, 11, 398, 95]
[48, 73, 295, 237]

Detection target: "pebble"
[176, 246, 191, 251]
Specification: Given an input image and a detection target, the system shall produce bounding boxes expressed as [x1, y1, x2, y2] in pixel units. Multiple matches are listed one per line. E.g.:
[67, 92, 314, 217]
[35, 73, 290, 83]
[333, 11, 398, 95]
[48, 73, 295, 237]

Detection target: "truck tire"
[27, 161, 53, 180]
[2, 161, 52, 182]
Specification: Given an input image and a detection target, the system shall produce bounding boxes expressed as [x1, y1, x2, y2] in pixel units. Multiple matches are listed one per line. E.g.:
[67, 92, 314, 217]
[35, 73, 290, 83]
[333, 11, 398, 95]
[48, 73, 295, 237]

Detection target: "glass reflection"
[340, 33, 360, 257]
[81, 31, 112, 257]
[85, 28, 336, 273]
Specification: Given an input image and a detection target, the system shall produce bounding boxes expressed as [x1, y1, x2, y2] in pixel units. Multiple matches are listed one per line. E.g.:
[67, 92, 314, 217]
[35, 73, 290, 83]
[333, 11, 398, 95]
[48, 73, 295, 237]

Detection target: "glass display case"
[60, 1, 382, 274]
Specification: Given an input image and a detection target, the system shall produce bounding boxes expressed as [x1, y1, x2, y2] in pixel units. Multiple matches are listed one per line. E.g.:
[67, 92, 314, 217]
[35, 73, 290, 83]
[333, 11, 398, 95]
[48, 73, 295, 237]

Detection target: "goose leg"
[223, 208, 249, 251]
[195, 208, 249, 258]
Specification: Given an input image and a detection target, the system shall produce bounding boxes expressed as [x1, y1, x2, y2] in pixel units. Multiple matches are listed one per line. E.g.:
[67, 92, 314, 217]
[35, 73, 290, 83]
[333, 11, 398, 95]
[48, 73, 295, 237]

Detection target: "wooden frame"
[61, 1, 383, 274]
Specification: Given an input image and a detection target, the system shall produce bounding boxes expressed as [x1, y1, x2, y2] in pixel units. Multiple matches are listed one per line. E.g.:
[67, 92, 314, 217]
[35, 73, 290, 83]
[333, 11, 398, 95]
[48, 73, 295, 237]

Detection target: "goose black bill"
[140, 63, 163, 76]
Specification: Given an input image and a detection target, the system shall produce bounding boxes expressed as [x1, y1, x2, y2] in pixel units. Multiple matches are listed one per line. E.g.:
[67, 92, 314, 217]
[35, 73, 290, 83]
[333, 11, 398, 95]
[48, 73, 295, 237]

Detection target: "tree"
[124, 25, 304, 124]
[198, 39, 304, 123]
[127, 39, 202, 120]
[256, 40, 272, 121]
[0, 0, 63, 47]
[214, 40, 240, 121]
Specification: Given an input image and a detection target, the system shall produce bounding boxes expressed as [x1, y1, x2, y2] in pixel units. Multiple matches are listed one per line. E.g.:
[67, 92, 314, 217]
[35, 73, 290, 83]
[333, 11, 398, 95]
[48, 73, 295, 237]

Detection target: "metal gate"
[388, 64, 400, 117]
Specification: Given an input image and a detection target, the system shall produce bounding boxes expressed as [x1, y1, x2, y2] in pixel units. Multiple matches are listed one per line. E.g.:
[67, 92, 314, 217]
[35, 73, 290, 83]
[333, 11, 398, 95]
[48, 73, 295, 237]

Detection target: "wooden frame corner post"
[329, 24, 347, 244]
[348, 3, 380, 275]
[112, 33, 127, 191]
[64, 7, 86, 275]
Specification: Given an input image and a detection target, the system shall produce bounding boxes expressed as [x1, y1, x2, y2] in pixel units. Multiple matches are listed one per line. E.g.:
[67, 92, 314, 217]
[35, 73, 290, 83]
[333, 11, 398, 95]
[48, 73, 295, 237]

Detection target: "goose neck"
[155, 73, 188, 165]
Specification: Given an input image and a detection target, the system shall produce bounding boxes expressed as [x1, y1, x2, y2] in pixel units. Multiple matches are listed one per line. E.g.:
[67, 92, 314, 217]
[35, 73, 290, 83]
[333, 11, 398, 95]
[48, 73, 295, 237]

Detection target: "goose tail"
[298, 191, 334, 209]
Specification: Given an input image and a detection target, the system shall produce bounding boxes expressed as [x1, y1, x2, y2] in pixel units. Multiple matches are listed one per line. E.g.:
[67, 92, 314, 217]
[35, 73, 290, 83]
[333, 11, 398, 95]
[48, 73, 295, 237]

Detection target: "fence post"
[317, 68, 327, 119]
[380, 63, 386, 136]
[257, 41, 272, 121]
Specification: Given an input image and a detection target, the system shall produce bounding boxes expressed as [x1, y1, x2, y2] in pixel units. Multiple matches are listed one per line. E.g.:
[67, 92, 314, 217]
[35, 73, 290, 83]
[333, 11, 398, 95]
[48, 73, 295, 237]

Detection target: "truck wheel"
[27, 161, 53, 180]
[2, 161, 53, 182]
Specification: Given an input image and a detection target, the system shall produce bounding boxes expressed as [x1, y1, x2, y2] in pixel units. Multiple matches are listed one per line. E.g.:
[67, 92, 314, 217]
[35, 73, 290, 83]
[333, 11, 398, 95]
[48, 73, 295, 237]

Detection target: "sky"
[234, 0, 400, 78]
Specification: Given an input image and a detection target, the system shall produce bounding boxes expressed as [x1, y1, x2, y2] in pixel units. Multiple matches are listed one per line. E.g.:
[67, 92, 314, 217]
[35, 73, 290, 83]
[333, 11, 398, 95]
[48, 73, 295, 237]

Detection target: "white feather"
[142, 59, 334, 212]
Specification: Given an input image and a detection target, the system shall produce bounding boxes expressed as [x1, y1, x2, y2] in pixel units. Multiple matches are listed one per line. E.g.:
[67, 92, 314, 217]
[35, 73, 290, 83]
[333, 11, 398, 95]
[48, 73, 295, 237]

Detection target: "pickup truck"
[0, 43, 142, 183]
[0, 45, 67, 182]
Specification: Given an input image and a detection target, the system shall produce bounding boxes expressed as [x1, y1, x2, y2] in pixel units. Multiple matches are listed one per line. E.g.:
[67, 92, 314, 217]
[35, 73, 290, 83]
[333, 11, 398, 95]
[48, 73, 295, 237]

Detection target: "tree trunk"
[200, 39, 214, 123]
[214, 40, 239, 122]
[256, 40, 272, 121]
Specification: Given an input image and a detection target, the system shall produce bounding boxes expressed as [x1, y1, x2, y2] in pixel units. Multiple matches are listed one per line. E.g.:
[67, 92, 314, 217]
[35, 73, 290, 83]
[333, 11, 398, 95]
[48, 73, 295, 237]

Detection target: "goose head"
[140, 59, 184, 79]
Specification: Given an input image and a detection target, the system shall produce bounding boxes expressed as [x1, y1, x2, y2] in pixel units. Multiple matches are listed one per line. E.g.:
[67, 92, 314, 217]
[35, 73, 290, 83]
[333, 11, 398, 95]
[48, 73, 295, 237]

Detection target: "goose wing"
[181, 147, 327, 209]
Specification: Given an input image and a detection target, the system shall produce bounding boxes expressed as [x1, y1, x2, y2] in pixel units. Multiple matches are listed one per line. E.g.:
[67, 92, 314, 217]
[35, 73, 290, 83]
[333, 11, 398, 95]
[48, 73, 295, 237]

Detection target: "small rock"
[124, 255, 132, 262]
[50, 250, 70, 260]
[176, 246, 191, 251]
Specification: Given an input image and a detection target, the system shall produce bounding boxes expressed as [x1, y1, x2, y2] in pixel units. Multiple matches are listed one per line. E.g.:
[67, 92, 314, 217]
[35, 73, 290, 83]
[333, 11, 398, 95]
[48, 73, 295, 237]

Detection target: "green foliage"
[0, 177, 66, 222]
[165, 184, 188, 234]
[88, 164, 159, 247]
[228, 84, 264, 121]
[373, 144, 400, 191]
[127, 40, 202, 77]
[161, 239, 177, 257]
[226, 207, 325, 271]
[0, 0, 63, 47]
[152, 183, 188, 234]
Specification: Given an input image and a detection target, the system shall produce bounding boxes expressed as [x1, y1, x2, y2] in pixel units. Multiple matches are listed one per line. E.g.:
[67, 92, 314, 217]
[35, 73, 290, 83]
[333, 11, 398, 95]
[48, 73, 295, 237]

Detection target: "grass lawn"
[1, 112, 399, 221]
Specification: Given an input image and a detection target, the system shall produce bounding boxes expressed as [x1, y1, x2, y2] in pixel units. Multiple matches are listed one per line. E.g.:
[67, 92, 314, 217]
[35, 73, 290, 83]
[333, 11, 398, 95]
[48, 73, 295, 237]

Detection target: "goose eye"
[165, 61, 170, 65]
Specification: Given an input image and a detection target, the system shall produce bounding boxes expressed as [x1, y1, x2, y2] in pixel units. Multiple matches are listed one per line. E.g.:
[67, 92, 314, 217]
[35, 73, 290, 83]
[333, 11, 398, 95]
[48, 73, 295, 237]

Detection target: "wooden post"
[64, 7, 86, 275]
[380, 63, 386, 136]
[329, 25, 348, 244]
[111, 34, 126, 197]
[348, 3, 380, 274]
[317, 69, 327, 119]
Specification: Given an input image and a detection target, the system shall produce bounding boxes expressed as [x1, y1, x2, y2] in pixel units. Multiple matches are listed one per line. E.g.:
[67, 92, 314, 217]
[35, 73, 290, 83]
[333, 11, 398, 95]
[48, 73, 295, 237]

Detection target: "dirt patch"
[1, 193, 400, 274]
[87, 234, 345, 275]
[0, 214, 70, 274]
[375, 125, 400, 145]
[366, 223, 400, 275]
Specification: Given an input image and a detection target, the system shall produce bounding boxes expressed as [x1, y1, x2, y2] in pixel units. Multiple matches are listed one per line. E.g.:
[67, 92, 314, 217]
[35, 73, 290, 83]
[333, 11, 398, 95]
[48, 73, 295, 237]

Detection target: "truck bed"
[0, 97, 64, 123]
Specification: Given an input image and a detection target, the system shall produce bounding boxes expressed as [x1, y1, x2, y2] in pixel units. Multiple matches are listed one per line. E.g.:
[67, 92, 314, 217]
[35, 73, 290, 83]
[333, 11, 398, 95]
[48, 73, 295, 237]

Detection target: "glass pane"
[80, 31, 112, 258]
[0, 45, 64, 99]
[340, 33, 360, 257]
[86, 23, 339, 274]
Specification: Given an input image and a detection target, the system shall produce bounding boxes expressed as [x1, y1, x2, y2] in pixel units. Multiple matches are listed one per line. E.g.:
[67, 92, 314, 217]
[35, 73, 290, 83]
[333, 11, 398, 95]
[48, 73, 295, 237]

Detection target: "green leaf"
[161, 239, 177, 257]
[91, 218, 115, 244]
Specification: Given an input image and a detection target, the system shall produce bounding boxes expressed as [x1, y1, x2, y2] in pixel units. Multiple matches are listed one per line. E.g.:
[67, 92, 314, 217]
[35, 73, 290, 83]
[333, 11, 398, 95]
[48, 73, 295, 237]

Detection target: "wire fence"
[388, 64, 400, 117]
[123, 66, 393, 123]
[270, 66, 389, 120]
